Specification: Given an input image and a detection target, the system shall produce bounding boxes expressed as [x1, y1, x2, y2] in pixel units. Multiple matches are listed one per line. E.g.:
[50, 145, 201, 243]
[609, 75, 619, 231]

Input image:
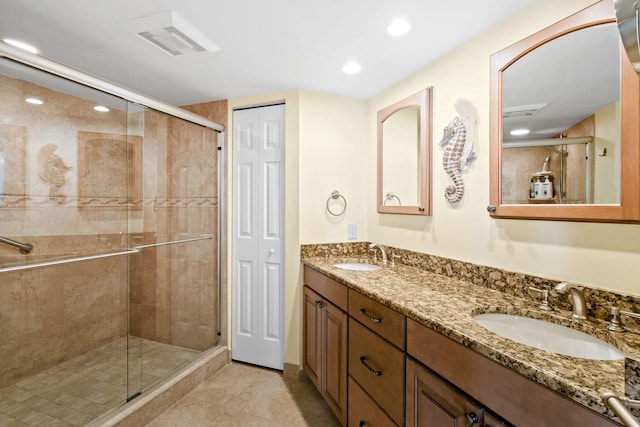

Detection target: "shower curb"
[90, 346, 230, 427]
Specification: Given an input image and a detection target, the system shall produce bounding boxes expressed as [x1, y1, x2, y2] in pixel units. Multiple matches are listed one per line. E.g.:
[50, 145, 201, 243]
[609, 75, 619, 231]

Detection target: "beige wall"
[227, 0, 640, 367]
[368, 0, 640, 295]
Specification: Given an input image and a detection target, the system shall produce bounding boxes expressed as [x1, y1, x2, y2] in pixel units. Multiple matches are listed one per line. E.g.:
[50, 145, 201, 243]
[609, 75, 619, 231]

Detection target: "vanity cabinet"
[406, 357, 485, 426]
[348, 289, 406, 426]
[406, 319, 619, 427]
[303, 267, 348, 425]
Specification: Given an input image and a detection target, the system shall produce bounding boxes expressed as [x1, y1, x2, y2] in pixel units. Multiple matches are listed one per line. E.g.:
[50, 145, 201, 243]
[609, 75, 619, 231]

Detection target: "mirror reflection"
[382, 106, 420, 207]
[377, 87, 431, 215]
[501, 23, 621, 205]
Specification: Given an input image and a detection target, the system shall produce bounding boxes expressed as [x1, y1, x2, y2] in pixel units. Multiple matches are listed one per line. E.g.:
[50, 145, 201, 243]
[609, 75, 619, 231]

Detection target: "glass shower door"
[0, 56, 140, 421]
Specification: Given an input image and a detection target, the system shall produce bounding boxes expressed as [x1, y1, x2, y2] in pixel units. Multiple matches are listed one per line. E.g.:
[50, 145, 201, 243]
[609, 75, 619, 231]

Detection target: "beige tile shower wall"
[131, 111, 218, 351]
[0, 74, 131, 237]
[0, 234, 127, 388]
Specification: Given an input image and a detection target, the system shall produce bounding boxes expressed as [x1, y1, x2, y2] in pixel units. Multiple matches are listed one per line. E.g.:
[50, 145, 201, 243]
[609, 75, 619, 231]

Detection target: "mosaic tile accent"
[301, 243, 640, 423]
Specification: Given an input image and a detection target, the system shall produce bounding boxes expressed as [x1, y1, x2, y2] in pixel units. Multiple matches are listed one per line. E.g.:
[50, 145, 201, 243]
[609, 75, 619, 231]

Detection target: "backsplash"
[301, 242, 640, 325]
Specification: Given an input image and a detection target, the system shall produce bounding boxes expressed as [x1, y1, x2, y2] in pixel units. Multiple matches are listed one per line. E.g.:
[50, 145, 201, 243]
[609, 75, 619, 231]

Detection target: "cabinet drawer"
[484, 411, 512, 427]
[349, 289, 405, 349]
[349, 318, 405, 425]
[304, 266, 348, 311]
[348, 376, 397, 427]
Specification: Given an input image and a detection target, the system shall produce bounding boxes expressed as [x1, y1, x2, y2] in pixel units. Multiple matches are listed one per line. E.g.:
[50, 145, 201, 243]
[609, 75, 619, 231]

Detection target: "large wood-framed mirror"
[489, 0, 640, 222]
[377, 87, 432, 215]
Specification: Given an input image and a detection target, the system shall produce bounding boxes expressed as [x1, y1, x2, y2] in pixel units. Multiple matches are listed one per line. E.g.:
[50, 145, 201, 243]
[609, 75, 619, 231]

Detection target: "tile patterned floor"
[0, 338, 200, 426]
[146, 362, 342, 427]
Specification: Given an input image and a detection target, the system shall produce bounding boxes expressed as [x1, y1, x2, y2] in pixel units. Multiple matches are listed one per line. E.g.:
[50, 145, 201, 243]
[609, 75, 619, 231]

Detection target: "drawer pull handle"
[359, 308, 382, 323]
[315, 300, 325, 308]
[465, 412, 479, 425]
[359, 356, 382, 376]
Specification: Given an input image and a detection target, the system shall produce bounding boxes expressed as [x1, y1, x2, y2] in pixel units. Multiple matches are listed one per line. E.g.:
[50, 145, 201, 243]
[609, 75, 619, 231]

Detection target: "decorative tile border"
[0, 196, 217, 209]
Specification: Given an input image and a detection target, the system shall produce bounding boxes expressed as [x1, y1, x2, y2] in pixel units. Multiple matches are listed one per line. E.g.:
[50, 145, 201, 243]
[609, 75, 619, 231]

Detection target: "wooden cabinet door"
[323, 299, 348, 425]
[407, 358, 483, 427]
[303, 286, 323, 390]
[303, 285, 347, 426]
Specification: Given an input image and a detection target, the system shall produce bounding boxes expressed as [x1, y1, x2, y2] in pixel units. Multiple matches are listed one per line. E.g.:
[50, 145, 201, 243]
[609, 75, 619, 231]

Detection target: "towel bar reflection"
[326, 190, 347, 216]
[0, 236, 33, 254]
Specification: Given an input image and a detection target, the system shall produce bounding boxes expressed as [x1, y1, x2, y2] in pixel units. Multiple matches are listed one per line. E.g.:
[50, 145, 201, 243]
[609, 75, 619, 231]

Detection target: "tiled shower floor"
[0, 338, 200, 426]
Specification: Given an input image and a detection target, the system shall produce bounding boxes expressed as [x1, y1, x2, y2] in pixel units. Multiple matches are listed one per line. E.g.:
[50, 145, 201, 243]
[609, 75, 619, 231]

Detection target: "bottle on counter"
[530, 177, 535, 198]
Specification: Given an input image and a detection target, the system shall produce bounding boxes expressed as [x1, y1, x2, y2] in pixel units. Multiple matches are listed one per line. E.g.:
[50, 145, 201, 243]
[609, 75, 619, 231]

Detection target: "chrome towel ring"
[384, 192, 401, 205]
[326, 190, 347, 216]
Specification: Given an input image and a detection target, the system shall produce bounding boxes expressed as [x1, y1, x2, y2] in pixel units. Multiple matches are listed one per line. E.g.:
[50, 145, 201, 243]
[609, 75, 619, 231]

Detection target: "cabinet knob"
[359, 422, 365, 427]
[465, 412, 479, 425]
[486, 205, 497, 213]
[314, 300, 325, 308]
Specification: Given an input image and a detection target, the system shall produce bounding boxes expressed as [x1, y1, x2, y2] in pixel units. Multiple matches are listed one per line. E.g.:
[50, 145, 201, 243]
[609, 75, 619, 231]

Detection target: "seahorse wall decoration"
[37, 143, 71, 204]
[439, 98, 479, 203]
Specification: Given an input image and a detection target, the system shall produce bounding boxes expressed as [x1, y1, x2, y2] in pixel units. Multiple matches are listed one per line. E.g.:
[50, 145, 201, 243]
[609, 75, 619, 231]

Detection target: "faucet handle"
[608, 306, 640, 332]
[369, 248, 378, 262]
[390, 252, 400, 267]
[608, 307, 626, 332]
[529, 287, 553, 311]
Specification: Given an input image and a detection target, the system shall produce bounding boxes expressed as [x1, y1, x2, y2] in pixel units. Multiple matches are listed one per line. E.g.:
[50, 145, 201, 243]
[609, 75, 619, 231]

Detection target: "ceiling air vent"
[502, 103, 547, 119]
[119, 11, 220, 56]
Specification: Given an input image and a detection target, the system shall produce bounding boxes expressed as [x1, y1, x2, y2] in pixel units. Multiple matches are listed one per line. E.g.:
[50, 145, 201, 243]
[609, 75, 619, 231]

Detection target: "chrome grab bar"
[133, 234, 212, 250]
[602, 391, 640, 427]
[0, 236, 34, 254]
[0, 235, 214, 274]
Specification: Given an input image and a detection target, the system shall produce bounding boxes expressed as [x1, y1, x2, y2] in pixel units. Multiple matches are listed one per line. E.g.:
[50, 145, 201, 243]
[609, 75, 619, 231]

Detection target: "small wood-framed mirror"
[489, 0, 640, 222]
[377, 87, 432, 215]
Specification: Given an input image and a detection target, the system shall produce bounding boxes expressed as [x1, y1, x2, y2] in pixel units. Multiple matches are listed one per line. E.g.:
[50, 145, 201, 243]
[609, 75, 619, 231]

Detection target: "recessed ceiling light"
[3, 39, 40, 54]
[387, 18, 411, 37]
[510, 129, 530, 136]
[94, 105, 110, 112]
[343, 61, 362, 74]
[25, 98, 43, 105]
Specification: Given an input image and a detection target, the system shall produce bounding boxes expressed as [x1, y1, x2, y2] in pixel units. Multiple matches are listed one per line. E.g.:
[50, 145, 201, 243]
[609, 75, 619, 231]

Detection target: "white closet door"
[232, 104, 285, 370]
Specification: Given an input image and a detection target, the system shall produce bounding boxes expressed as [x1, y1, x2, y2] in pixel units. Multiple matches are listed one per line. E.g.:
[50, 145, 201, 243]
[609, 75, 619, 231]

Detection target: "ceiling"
[0, 0, 535, 106]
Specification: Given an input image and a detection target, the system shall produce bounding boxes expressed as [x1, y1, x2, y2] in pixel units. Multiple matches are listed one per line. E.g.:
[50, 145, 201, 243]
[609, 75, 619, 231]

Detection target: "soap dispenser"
[533, 176, 543, 199]
[542, 176, 553, 198]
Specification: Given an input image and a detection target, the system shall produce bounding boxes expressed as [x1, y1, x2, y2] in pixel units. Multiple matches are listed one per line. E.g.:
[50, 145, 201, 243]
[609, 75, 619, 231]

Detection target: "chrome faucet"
[369, 243, 387, 265]
[555, 282, 587, 319]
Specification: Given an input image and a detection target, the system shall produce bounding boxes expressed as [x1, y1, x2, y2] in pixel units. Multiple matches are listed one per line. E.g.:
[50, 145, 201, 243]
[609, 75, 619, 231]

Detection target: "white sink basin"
[333, 263, 381, 271]
[474, 313, 623, 360]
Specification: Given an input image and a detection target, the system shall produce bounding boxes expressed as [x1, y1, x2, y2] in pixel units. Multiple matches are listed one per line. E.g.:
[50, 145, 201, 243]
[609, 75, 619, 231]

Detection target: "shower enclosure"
[0, 43, 223, 425]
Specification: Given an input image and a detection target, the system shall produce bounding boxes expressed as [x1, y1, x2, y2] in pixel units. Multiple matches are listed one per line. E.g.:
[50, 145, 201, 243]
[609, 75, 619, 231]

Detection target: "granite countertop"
[302, 256, 640, 422]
